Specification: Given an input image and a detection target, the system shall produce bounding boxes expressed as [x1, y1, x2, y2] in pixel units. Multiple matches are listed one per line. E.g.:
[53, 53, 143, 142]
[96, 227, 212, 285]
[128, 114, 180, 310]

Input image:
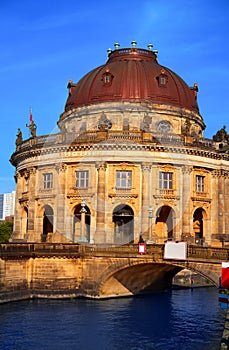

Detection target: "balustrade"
[0, 243, 228, 261]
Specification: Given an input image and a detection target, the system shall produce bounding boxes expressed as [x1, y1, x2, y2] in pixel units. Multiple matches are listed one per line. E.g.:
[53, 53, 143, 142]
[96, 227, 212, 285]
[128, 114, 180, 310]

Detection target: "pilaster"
[141, 163, 152, 240]
[55, 164, 67, 237]
[95, 162, 107, 243]
[181, 165, 192, 239]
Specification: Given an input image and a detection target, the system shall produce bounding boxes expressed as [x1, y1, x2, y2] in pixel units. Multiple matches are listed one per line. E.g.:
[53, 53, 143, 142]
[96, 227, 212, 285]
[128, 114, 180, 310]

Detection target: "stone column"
[79, 200, 87, 241]
[26, 167, 37, 241]
[141, 163, 152, 240]
[225, 172, 229, 239]
[181, 165, 192, 240]
[211, 170, 219, 237]
[12, 170, 23, 240]
[55, 164, 67, 237]
[218, 170, 225, 235]
[95, 162, 107, 243]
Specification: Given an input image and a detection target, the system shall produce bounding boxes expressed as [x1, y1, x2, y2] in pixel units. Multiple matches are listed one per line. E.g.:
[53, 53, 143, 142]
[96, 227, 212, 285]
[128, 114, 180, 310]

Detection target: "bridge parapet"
[188, 245, 229, 261]
[0, 243, 228, 261]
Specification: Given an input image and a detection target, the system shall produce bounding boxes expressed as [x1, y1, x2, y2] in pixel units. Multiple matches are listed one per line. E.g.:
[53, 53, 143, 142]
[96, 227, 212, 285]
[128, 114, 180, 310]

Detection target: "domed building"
[10, 42, 229, 246]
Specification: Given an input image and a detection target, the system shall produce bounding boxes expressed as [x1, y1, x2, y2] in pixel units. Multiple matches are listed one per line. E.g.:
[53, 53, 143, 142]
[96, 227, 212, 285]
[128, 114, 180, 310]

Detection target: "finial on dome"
[107, 48, 112, 55]
[131, 40, 137, 48]
[148, 43, 153, 51]
[114, 42, 120, 50]
[153, 50, 158, 56]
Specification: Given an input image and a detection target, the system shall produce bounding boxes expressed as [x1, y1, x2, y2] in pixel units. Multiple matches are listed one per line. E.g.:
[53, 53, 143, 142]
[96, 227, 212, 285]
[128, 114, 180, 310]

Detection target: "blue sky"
[0, 0, 229, 193]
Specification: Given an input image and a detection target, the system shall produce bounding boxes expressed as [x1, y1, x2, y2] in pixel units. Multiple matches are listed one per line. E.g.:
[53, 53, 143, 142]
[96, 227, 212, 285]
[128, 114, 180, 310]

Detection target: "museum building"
[10, 42, 229, 246]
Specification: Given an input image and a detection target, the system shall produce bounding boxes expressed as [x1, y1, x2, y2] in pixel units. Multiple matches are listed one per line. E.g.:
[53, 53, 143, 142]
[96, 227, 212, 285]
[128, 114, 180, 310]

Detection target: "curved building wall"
[11, 102, 229, 246]
[10, 46, 229, 247]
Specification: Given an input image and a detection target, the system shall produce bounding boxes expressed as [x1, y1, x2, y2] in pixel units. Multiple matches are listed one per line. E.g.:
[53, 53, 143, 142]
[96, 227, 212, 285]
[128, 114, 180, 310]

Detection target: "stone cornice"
[10, 139, 229, 167]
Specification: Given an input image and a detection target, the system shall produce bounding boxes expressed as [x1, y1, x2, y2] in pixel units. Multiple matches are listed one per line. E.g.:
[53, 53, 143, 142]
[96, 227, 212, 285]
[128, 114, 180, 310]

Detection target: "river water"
[0, 287, 226, 350]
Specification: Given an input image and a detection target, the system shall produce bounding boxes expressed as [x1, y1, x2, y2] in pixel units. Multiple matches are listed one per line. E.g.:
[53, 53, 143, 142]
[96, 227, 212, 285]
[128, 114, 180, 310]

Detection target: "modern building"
[10, 42, 229, 246]
[0, 191, 16, 221]
[0, 194, 4, 220]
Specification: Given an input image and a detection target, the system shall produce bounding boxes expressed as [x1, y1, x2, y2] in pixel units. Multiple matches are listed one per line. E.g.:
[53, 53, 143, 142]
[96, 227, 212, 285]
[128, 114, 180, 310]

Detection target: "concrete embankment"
[220, 309, 229, 349]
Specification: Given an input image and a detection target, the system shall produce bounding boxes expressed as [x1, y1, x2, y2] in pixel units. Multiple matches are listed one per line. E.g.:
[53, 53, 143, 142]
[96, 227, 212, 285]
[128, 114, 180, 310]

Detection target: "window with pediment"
[196, 175, 205, 193]
[157, 69, 168, 87]
[101, 68, 114, 86]
[159, 171, 173, 189]
[76, 171, 89, 188]
[43, 173, 53, 190]
[116, 170, 132, 189]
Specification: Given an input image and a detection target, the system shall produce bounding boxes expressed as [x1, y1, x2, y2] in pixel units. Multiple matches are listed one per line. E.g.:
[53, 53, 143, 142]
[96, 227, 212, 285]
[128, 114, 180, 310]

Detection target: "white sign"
[164, 241, 187, 260]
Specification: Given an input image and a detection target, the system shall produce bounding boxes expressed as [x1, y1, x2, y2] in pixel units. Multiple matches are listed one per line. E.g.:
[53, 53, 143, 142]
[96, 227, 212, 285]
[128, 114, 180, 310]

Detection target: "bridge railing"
[0, 243, 80, 256]
[188, 245, 229, 261]
[0, 243, 228, 261]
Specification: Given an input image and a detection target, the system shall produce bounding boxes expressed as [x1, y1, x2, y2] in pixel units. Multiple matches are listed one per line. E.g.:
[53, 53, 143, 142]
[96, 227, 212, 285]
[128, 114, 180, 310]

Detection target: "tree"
[0, 221, 13, 242]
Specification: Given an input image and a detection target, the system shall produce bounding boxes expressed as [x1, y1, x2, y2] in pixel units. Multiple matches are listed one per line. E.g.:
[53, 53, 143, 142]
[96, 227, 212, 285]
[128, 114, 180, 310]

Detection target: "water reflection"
[0, 287, 226, 350]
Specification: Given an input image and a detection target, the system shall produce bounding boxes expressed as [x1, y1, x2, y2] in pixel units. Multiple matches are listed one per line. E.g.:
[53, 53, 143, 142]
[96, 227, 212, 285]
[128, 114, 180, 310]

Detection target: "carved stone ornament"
[56, 163, 67, 173]
[96, 162, 107, 171]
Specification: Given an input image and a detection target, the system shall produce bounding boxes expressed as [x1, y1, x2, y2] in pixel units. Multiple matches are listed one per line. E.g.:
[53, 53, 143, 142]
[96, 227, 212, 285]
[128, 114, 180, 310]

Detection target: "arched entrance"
[193, 208, 205, 245]
[21, 207, 28, 239]
[113, 204, 134, 244]
[155, 205, 174, 242]
[73, 203, 91, 242]
[42, 205, 54, 242]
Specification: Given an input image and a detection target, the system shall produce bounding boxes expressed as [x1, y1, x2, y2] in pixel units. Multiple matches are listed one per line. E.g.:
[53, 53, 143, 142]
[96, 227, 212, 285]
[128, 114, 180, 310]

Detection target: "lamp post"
[78, 199, 88, 243]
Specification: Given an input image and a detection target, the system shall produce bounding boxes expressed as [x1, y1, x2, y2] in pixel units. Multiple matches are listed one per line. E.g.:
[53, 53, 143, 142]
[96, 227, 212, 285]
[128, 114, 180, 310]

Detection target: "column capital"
[141, 163, 152, 172]
[96, 162, 107, 171]
[56, 163, 67, 173]
[182, 165, 192, 175]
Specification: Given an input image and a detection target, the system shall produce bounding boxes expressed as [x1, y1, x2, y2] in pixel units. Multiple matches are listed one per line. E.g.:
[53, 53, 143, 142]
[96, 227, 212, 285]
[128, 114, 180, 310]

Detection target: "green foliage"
[0, 221, 13, 242]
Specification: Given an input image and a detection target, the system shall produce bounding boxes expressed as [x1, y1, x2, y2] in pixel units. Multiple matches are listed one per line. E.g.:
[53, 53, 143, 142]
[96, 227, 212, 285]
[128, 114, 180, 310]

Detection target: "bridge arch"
[96, 260, 182, 298]
[95, 259, 220, 298]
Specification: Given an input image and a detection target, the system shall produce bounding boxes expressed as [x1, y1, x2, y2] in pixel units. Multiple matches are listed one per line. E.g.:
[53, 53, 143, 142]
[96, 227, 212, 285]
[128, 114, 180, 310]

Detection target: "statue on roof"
[15, 128, 22, 149]
[213, 125, 229, 143]
[26, 120, 37, 138]
[181, 119, 191, 136]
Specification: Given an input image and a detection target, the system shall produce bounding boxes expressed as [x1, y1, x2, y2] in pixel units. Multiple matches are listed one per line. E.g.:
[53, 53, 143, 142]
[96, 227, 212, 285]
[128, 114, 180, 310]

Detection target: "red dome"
[65, 47, 199, 113]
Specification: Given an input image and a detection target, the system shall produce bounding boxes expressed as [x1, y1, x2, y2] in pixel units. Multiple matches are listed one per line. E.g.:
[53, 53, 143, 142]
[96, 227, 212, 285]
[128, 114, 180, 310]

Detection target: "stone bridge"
[0, 243, 228, 303]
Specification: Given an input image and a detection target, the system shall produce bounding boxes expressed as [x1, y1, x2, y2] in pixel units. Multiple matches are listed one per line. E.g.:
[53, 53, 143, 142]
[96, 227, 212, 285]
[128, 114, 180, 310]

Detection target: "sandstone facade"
[10, 45, 229, 246]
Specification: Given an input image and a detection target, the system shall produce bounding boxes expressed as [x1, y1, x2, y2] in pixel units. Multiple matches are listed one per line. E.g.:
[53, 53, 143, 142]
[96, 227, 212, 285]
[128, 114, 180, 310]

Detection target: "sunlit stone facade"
[10, 44, 229, 246]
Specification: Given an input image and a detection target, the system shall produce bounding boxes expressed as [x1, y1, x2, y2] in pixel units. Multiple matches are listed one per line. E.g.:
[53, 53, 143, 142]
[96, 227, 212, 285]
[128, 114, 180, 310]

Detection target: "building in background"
[10, 42, 229, 245]
[0, 191, 16, 221]
[0, 194, 4, 220]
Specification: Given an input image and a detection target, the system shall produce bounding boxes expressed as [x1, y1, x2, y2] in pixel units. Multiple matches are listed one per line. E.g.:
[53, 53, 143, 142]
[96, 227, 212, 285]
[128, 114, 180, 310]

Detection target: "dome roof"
[65, 45, 199, 113]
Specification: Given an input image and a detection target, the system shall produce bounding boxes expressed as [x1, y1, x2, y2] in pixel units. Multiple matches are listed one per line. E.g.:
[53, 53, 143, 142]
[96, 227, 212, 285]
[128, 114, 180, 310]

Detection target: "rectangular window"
[76, 171, 89, 188]
[43, 173, 53, 189]
[159, 172, 173, 189]
[196, 175, 205, 192]
[116, 170, 132, 188]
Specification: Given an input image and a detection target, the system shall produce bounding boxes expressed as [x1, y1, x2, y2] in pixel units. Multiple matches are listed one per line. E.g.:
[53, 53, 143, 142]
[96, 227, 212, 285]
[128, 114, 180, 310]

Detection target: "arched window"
[155, 205, 175, 241]
[73, 204, 91, 243]
[193, 208, 205, 245]
[42, 205, 54, 242]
